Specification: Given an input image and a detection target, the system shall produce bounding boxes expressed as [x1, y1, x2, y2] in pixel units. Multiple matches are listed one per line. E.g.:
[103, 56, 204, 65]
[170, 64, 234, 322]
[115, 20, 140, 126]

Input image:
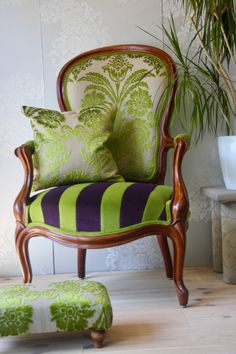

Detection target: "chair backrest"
[57, 45, 176, 183]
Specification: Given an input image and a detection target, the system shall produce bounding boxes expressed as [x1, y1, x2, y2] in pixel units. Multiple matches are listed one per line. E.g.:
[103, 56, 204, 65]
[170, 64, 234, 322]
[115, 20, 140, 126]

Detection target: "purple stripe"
[76, 182, 114, 232]
[120, 183, 156, 228]
[159, 193, 172, 221]
[41, 185, 69, 228]
[159, 207, 167, 220]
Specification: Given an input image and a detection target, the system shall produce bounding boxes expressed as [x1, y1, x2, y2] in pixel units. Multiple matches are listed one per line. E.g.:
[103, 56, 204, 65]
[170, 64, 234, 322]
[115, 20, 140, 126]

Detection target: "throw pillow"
[22, 106, 124, 190]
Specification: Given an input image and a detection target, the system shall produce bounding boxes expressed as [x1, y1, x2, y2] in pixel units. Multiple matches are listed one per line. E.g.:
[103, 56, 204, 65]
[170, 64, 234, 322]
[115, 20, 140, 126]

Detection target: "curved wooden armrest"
[170, 135, 190, 224]
[13, 141, 35, 225]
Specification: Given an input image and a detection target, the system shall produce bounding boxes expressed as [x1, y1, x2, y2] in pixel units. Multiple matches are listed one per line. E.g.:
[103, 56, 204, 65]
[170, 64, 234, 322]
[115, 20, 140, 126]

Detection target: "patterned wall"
[0, 0, 223, 276]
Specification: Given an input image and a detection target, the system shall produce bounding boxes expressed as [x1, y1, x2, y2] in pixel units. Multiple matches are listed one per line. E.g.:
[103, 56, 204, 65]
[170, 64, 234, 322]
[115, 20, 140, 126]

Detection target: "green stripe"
[28, 217, 172, 237]
[29, 191, 48, 223]
[100, 182, 134, 232]
[59, 183, 91, 231]
[142, 185, 172, 222]
[25, 205, 30, 225]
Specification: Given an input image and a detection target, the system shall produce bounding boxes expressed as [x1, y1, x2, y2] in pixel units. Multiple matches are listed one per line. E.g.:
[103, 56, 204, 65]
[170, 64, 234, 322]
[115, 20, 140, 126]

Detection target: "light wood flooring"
[0, 267, 236, 354]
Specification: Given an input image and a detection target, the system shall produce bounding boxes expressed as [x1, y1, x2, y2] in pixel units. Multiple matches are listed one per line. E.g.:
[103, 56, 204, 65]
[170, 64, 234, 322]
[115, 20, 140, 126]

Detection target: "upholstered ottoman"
[0, 280, 112, 348]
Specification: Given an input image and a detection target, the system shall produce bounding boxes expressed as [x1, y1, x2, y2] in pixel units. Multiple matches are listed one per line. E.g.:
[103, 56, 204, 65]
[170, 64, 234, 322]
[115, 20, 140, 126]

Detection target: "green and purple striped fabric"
[27, 182, 172, 236]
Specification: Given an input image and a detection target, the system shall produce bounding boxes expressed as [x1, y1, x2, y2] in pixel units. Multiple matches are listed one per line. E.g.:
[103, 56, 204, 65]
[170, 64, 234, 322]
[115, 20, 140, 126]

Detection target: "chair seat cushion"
[0, 280, 112, 337]
[27, 182, 173, 236]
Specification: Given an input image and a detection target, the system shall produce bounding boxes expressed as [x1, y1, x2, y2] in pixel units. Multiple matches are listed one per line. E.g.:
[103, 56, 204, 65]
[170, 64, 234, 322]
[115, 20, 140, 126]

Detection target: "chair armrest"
[13, 141, 35, 225]
[174, 133, 191, 147]
[170, 134, 190, 224]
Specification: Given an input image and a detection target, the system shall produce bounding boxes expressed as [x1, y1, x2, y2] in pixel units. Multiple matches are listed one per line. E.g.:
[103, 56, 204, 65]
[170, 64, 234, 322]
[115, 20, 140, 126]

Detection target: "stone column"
[221, 203, 236, 284]
[201, 186, 236, 284]
[211, 200, 223, 273]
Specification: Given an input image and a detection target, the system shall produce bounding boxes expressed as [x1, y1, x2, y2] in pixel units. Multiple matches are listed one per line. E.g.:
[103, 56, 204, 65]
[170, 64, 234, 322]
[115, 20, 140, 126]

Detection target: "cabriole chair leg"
[15, 228, 32, 283]
[170, 225, 189, 307]
[157, 234, 173, 279]
[78, 248, 87, 279]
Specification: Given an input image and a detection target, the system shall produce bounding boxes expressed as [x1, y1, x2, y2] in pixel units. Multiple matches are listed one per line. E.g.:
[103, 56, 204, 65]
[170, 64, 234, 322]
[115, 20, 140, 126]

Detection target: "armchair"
[14, 45, 190, 306]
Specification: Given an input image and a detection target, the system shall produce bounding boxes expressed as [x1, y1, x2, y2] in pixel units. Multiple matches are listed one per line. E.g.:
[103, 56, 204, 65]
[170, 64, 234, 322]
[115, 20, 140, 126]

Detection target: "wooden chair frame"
[14, 45, 189, 306]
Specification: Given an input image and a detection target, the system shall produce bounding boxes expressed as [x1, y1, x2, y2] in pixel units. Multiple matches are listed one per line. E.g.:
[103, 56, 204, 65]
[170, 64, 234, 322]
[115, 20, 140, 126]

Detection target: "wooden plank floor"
[0, 267, 236, 354]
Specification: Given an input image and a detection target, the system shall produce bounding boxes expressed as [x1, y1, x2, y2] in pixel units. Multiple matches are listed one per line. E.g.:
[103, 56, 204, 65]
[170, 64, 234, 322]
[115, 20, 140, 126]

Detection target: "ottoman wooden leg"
[91, 330, 106, 348]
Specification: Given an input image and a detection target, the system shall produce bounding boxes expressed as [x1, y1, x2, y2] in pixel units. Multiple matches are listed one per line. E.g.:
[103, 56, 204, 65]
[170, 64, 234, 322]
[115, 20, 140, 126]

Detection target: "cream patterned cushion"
[22, 106, 123, 191]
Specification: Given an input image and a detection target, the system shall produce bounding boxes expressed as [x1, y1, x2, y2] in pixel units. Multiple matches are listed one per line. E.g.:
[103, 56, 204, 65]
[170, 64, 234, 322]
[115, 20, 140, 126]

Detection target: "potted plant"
[145, 0, 236, 189]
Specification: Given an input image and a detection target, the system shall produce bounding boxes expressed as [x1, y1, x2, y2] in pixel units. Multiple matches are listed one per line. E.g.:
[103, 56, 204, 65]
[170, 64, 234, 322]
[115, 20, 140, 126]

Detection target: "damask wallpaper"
[0, 0, 223, 276]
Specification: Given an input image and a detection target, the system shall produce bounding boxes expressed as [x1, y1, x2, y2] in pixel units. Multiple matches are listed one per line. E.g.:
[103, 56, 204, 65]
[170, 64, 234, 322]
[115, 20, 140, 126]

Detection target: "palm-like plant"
[144, 0, 236, 141]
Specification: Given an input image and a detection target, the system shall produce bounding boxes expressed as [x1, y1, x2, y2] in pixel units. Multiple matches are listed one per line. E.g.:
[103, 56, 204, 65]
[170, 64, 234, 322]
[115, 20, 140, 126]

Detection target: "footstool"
[0, 280, 112, 348]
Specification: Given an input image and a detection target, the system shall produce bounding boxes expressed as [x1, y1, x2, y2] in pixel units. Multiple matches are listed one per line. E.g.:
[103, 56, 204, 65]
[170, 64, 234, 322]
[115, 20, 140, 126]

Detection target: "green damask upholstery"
[27, 182, 173, 236]
[62, 52, 168, 181]
[0, 280, 112, 337]
[22, 106, 123, 191]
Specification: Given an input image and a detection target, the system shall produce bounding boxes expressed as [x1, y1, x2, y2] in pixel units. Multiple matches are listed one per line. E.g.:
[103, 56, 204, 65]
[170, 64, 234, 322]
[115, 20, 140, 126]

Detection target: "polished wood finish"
[14, 144, 34, 227]
[156, 235, 173, 279]
[14, 45, 189, 307]
[91, 330, 106, 348]
[78, 249, 86, 279]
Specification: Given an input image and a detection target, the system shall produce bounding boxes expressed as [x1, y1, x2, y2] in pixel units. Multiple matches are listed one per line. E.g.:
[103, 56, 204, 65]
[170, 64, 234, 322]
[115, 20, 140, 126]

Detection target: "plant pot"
[218, 136, 236, 190]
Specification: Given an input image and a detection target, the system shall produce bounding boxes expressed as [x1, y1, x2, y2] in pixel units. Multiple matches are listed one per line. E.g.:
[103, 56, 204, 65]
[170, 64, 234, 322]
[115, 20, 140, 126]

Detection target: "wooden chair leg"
[171, 224, 189, 307]
[91, 330, 106, 348]
[15, 227, 32, 283]
[78, 248, 87, 279]
[156, 235, 173, 279]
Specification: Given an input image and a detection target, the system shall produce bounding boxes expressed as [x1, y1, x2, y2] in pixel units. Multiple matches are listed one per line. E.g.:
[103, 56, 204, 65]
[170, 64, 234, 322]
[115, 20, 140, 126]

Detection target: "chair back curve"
[57, 44, 177, 184]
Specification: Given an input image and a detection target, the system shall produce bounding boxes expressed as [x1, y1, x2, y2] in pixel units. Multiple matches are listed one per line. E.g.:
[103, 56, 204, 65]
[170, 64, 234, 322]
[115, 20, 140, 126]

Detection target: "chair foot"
[91, 330, 106, 348]
[175, 281, 189, 307]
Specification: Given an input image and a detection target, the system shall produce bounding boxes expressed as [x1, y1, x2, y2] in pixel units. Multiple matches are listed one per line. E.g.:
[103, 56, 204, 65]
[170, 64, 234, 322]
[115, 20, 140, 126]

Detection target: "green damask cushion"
[22, 106, 123, 191]
[62, 52, 169, 181]
[0, 280, 112, 337]
[26, 182, 173, 236]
